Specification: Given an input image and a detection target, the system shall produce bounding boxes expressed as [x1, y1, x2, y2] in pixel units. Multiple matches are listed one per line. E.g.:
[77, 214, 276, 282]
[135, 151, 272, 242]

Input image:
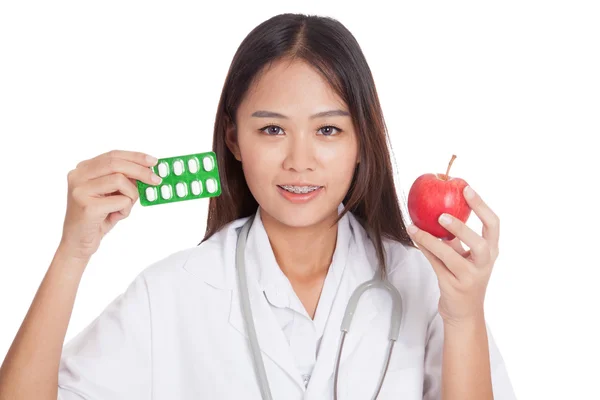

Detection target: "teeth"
[280, 185, 321, 194]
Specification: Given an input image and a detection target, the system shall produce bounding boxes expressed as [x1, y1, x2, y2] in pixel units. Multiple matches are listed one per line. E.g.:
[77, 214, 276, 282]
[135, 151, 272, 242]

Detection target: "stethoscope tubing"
[236, 213, 403, 400]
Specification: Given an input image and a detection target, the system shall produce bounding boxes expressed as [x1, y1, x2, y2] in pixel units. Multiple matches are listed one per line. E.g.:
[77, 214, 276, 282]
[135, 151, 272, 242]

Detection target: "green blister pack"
[137, 151, 221, 206]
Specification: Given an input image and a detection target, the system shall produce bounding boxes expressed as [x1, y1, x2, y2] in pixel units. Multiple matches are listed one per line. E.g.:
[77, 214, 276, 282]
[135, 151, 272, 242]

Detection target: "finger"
[80, 173, 140, 204]
[443, 236, 470, 258]
[77, 149, 158, 169]
[463, 186, 500, 248]
[74, 150, 156, 182]
[416, 243, 457, 283]
[107, 211, 126, 227]
[79, 156, 161, 187]
[408, 225, 471, 280]
[438, 213, 489, 265]
[89, 195, 133, 216]
[105, 205, 132, 231]
[109, 202, 134, 222]
[119, 204, 133, 218]
[118, 196, 135, 217]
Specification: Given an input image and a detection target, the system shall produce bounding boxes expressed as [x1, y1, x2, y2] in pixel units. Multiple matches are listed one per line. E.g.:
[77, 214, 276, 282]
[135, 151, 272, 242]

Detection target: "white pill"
[157, 162, 169, 177]
[188, 158, 199, 174]
[202, 156, 214, 172]
[176, 182, 187, 197]
[160, 184, 172, 199]
[145, 187, 157, 202]
[173, 159, 184, 176]
[206, 178, 218, 193]
[191, 180, 202, 195]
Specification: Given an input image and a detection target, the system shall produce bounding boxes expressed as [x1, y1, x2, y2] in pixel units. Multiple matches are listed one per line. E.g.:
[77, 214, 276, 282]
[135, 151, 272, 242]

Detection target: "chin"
[272, 212, 324, 229]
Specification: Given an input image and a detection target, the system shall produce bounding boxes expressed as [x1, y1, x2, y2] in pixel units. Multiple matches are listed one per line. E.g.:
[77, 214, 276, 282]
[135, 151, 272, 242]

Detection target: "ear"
[224, 118, 241, 161]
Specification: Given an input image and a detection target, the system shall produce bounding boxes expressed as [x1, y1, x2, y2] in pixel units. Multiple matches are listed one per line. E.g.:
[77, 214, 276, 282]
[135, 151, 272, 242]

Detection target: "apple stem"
[444, 154, 457, 179]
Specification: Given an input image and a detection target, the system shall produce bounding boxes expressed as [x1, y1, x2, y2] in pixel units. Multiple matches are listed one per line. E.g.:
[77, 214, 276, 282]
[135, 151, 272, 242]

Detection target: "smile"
[278, 185, 322, 194]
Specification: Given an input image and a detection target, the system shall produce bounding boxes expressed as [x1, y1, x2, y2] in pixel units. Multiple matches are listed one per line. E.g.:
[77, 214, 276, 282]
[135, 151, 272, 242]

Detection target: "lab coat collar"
[182, 215, 248, 290]
[246, 206, 290, 308]
[183, 204, 352, 294]
[183, 204, 390, 393]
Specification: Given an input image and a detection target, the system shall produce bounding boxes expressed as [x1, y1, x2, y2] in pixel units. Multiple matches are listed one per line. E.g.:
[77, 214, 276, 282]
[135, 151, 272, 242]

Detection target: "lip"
[278, 183, 323, 187]
[276, 185, 324, 204]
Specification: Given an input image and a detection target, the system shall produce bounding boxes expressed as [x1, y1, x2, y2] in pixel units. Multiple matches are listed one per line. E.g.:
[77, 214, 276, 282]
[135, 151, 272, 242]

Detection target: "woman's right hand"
[58, 150, 162, 262]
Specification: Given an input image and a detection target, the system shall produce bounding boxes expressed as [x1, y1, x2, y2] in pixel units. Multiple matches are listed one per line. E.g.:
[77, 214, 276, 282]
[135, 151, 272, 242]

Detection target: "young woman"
[0, 13, 516, 400]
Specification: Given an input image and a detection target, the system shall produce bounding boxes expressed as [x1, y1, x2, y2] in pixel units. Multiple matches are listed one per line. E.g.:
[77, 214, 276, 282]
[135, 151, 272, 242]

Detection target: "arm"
[423, 309, 516, 400]
[407, 186, 514, 399]
[0, 149, 159, 400]
[442, 314, 493, 400]
[0, 247, 87, 400]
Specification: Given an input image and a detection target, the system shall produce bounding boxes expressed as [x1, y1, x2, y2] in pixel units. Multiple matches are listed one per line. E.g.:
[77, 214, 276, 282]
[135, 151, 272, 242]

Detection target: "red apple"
[407, 155, 471, 241]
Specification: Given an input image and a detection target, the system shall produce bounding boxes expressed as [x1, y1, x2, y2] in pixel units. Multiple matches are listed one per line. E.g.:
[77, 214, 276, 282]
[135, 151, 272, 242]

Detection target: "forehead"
[240, 59, 347, 116]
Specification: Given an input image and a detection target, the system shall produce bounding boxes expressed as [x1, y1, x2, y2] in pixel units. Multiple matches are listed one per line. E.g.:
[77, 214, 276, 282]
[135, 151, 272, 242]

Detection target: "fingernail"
[407, 224, 418, 235]
[151, 173, 162, 184]
[464, 185, 475, 199]
[146, 155, 158, 165]
[439, 213, 452, 225]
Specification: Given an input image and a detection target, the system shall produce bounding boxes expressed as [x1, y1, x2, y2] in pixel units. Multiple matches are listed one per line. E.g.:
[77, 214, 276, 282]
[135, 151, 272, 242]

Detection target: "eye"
[259, 125, 284, 136]
[318, 125, 342, 136]
[258, 124, 343, 136]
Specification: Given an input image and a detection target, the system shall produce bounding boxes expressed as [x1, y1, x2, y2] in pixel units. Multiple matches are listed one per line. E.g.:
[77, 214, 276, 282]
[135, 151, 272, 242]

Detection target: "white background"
[1, 1, 598, 398]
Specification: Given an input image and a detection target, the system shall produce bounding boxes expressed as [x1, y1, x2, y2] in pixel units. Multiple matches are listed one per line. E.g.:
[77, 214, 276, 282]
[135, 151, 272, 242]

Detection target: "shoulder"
[138, 216, 251, 291]
[380, 234, 439, 291]
[346, 211, 438, 289]
[383, 238, 438, 289]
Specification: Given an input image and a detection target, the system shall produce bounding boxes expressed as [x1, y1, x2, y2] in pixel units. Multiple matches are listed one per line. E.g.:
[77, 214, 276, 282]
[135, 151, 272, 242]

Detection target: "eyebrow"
[251, 109, 350, 119]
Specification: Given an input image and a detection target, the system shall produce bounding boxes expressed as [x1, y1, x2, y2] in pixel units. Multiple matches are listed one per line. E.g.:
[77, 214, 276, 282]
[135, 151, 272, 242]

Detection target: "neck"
[260, 208, 339, 284]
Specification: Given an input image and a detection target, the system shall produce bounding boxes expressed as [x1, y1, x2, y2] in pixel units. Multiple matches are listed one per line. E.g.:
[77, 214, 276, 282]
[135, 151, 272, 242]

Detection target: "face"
[226, 59, 359, 229]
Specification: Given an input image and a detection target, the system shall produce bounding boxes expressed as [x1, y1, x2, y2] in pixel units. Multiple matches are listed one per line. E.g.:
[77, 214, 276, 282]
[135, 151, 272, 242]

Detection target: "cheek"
[238, 137, 280, 185]
[316, 142, 358, 181]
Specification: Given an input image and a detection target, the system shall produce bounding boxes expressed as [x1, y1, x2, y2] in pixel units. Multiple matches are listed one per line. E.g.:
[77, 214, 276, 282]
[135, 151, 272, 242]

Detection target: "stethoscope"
[235, 212, 404, 400]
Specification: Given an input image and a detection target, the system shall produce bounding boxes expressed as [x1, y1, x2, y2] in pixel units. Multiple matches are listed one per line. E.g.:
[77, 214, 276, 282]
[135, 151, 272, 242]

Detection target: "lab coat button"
[302, 374, 311, 388]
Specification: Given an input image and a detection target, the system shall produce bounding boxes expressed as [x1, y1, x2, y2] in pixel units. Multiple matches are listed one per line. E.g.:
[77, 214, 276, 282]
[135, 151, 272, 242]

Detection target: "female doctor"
[0, 13, 516, 400]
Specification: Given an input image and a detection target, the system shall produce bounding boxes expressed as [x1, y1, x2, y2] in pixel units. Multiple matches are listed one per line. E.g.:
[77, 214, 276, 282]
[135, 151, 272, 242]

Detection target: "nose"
[282, 132, 316, 172]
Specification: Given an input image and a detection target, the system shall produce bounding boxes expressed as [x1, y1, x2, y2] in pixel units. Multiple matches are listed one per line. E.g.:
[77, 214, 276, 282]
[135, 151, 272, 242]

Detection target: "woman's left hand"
[407, 185, 500, 326]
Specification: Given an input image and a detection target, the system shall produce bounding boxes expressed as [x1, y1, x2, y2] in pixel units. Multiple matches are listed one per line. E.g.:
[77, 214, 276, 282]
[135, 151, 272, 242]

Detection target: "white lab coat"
[57, 206, 517, 399]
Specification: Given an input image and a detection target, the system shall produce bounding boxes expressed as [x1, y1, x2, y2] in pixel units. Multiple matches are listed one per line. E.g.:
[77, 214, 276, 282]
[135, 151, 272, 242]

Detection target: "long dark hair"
[202, 13, 416, 274]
